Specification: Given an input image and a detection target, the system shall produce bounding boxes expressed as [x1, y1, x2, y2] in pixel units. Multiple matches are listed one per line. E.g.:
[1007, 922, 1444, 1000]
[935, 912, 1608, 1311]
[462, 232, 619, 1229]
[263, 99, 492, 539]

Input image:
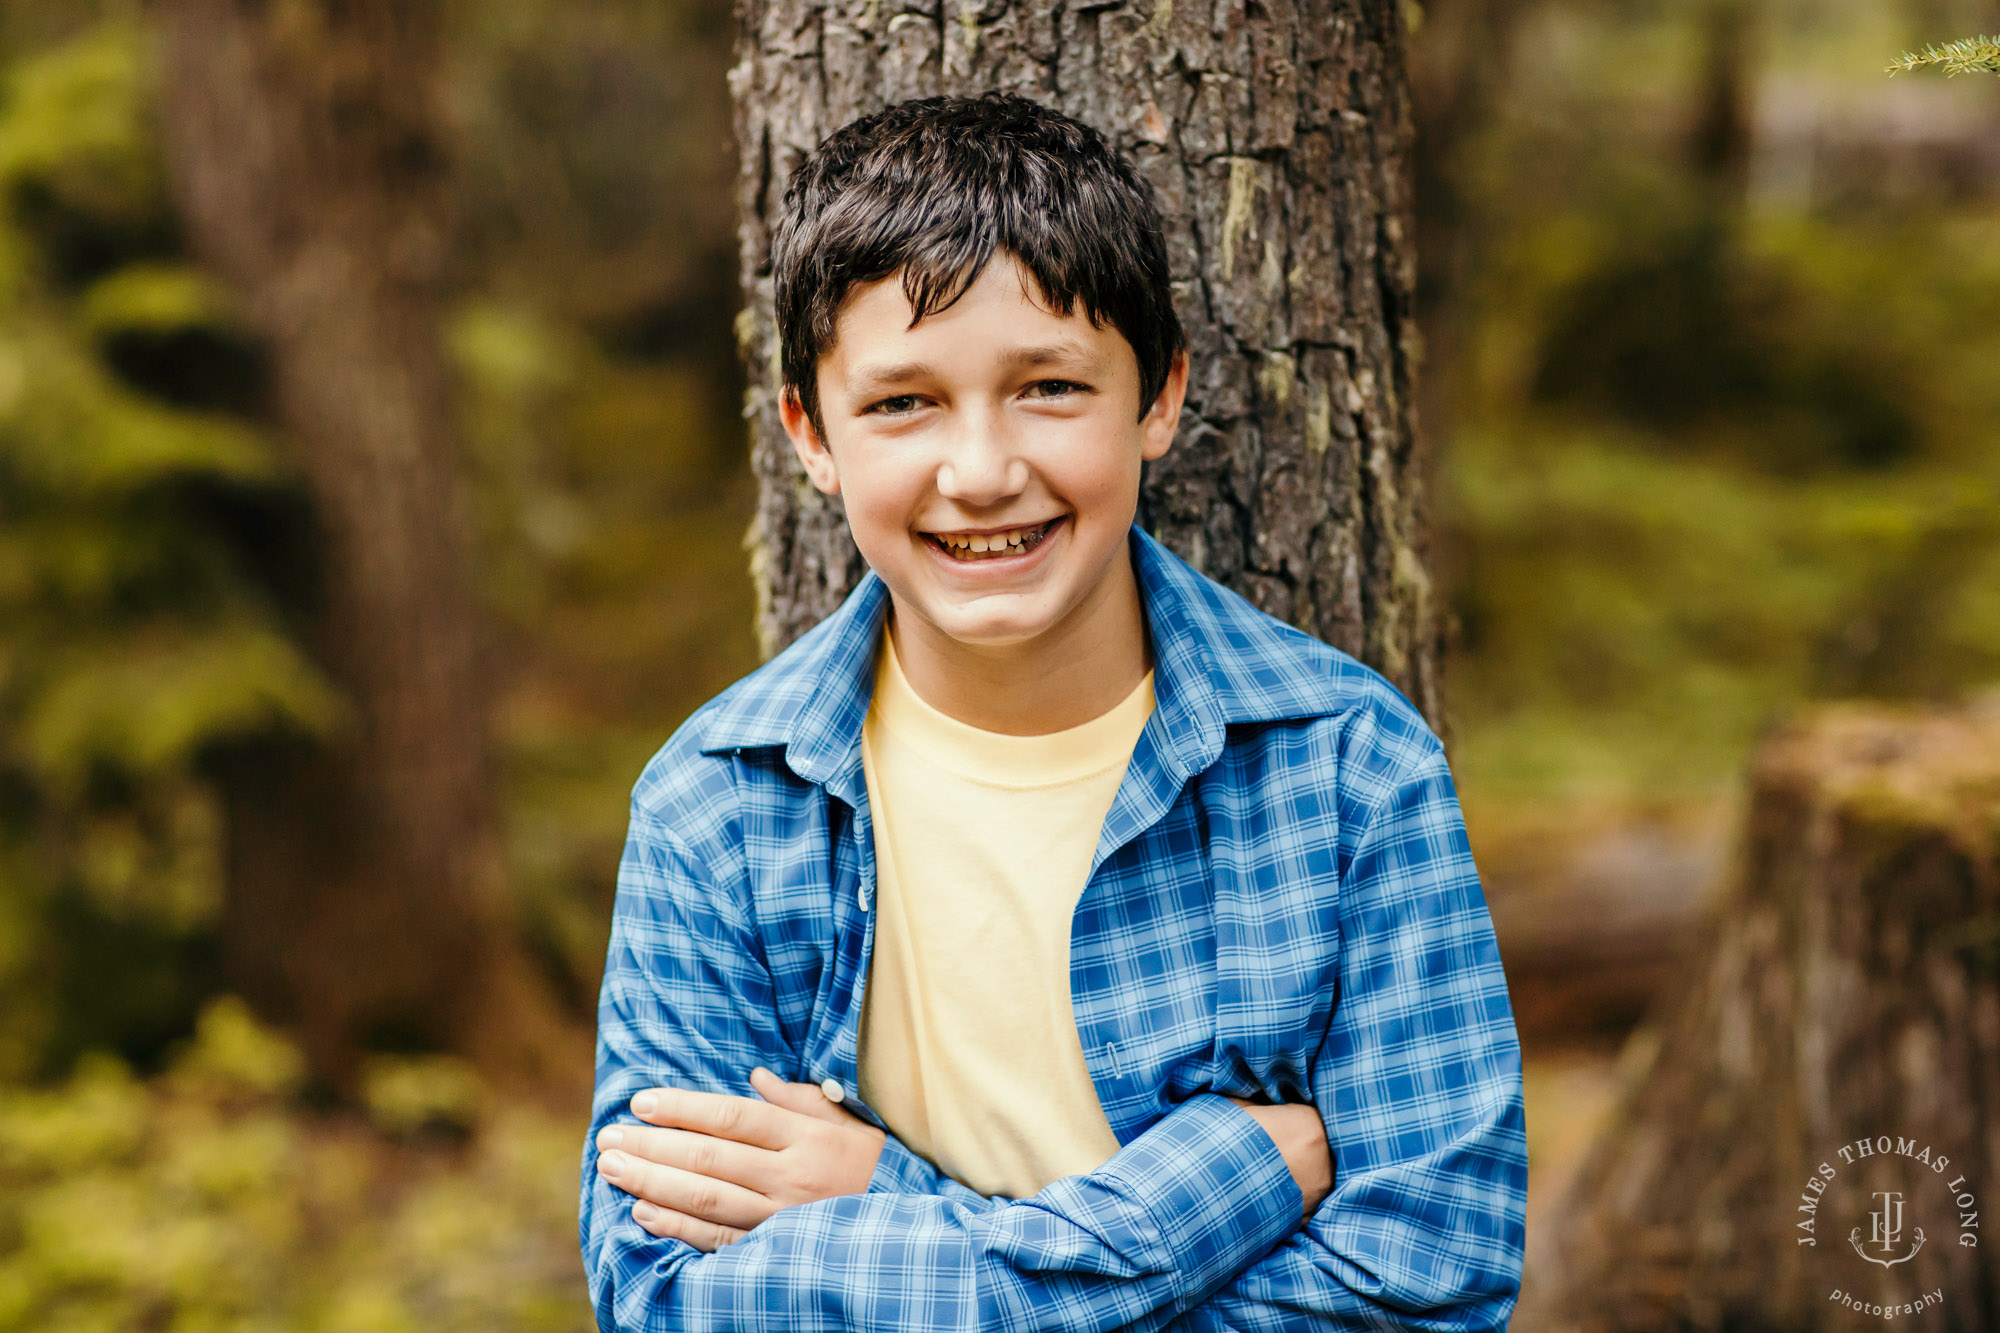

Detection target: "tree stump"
[1525, 701, 2000, 1331]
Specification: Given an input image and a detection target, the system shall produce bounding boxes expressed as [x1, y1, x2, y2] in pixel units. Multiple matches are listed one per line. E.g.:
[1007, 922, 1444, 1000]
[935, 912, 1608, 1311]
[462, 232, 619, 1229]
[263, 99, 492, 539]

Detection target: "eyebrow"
[1003, 342, 1099, 373]
[845, 343, 1100, 397]
[845, 362, 932, 397]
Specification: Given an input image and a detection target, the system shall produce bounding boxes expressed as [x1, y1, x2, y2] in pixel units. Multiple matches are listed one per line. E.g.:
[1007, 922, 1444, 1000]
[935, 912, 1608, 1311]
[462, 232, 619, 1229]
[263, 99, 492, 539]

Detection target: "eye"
[863, 394, 926, 416]
[1023, 379, 1090, 400]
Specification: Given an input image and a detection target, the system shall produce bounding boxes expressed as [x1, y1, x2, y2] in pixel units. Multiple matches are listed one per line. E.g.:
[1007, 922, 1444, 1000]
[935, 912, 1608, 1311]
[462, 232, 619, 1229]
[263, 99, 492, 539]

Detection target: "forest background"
[0, 0, 1996, 1327]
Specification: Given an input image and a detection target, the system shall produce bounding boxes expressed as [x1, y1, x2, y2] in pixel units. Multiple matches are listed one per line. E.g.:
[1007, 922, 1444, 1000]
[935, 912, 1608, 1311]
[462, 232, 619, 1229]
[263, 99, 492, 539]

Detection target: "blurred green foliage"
[1, 5, 751, 1322]
[0, 20, 331, 1083]
[1436, 0, 2000, 816]
[0, 997, 588, 1331]
[441, 0, 758, 1022]
[0, 1, 757, 1078]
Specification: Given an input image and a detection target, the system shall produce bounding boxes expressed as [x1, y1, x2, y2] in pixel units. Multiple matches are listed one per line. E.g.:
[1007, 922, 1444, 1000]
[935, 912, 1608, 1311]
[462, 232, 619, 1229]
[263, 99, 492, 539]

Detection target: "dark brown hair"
[772, 92, 1185, 435]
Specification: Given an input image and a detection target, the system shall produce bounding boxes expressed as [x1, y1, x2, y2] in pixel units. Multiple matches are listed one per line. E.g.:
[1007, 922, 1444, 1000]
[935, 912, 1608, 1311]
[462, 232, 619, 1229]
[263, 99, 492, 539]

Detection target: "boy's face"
[780, 251, 1186, 656]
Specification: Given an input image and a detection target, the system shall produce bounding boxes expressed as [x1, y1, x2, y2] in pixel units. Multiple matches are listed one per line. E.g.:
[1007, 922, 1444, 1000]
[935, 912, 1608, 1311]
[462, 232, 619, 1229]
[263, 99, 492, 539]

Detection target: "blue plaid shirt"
[582, 526, 1527, 1332]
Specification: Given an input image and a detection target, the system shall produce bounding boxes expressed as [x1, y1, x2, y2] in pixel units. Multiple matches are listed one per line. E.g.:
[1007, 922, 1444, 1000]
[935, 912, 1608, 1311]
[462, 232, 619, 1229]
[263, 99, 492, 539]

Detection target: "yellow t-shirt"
[856, 627, 1155, 1199]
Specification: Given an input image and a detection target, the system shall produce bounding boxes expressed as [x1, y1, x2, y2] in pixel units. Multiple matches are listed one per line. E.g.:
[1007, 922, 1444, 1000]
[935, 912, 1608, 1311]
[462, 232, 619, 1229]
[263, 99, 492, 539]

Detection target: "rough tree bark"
[151, 0, 576, 1093]
[729, 0, 1444, 724]
[1524, 703, 2000, 1332]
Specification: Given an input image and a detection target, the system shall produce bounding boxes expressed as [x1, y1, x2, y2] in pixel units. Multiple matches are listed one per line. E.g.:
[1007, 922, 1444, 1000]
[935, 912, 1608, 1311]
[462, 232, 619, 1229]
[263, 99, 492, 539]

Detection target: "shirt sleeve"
[1151, 743, 1529, 1332]
[581, 803, 1306, 1333]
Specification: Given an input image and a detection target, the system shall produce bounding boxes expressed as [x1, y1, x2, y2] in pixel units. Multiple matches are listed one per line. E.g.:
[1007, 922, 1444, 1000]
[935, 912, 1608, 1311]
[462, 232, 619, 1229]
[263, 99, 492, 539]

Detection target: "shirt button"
[858, 881, 873, 910]
[820, 1077, 846, 1104]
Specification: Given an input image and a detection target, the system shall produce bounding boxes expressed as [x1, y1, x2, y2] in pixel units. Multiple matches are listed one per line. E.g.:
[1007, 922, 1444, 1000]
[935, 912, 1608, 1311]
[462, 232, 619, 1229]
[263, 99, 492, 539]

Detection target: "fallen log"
[1485, 816, 1721, 1049]
[1523, 701, 2000, 1332]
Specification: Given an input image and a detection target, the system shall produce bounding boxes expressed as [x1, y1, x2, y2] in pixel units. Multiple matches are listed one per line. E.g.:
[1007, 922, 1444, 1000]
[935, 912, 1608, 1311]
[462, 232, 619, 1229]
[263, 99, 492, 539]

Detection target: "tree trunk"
[151, 0, 577, 1095]
[729, 0, 1444, 725]
[1524, 703, 2000, 1332]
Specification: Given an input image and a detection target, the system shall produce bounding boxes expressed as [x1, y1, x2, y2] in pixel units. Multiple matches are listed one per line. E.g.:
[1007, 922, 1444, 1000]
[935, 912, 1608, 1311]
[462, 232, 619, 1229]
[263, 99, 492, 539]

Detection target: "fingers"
[748, 1066, 855, 1123]
[630, 1086, 790, 1149]
[597, 1147, 772, 1232]
[631, 1201, 745, 1252]
[598, 1121, 775, 1193]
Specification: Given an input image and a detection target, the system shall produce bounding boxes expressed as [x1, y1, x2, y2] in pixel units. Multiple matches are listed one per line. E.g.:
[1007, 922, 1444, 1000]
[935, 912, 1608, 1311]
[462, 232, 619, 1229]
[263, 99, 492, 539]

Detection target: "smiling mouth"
[925, 517, 1064, 561]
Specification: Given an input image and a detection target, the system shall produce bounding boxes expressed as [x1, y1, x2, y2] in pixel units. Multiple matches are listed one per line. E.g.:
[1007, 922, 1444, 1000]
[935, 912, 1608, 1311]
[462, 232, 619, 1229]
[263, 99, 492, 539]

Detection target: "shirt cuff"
[1094, 1092, 1301, 1304]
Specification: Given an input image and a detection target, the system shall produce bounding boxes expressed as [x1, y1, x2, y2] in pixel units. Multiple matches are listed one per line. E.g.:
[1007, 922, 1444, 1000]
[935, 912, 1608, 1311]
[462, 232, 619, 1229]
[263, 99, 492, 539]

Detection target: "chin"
[908, 594, 1066, 645]
[928, 613, 1050, 648]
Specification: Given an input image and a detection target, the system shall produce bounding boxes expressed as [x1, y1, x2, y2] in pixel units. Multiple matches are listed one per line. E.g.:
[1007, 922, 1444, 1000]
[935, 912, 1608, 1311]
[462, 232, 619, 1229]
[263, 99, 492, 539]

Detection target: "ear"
[1139, 351, 1188, 463]
[780, 386, 842, 496]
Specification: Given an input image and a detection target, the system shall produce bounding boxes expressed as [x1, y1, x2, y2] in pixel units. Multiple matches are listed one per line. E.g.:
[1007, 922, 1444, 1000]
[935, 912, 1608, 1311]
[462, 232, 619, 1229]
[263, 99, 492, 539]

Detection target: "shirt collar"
[696, 526, 1352, 801]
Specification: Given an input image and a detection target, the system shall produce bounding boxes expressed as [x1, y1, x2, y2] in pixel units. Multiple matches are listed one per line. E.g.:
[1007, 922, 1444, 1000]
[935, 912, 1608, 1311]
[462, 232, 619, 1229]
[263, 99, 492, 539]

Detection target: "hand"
[595, 1067, 888, 1252]
[1222, 1094, 1333, 1227]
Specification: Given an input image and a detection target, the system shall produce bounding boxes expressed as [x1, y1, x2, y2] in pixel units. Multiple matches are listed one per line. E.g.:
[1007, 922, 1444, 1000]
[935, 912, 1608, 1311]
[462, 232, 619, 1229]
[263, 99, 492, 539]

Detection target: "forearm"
[865, 1109, 1522, 1333]
[1148, 1129, 1527, 1333]
[583, 1093, 1299, 1333]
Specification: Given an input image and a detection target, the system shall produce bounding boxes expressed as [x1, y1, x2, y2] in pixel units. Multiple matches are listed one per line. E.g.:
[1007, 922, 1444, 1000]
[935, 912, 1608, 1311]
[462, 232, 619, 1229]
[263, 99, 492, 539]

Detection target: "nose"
[934, 411, 1028, 505]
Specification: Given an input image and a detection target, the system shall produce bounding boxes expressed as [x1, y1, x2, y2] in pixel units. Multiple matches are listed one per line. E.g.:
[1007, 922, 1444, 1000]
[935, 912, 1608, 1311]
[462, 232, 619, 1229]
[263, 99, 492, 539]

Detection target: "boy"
[581, 92, 1527, 1331]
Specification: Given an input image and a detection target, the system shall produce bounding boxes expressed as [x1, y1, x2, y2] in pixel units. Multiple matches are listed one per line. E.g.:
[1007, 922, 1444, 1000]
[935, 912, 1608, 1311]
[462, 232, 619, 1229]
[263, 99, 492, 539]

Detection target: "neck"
[887, 551, 1153, 736]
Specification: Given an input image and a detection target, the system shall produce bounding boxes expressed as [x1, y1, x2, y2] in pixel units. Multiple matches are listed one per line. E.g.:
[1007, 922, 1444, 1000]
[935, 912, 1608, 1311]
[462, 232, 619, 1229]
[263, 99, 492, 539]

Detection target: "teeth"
[933, 522, 1049, 558]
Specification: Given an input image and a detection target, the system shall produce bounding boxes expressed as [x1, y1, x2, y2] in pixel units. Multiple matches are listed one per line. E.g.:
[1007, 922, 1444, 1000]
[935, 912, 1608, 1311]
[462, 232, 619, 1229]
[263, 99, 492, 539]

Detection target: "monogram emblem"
[1848, 1190, 1926, 1268]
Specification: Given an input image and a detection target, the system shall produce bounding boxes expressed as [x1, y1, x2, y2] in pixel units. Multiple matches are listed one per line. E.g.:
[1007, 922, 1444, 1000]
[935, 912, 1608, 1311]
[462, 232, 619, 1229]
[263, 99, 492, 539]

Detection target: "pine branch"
[1886, 34, 2000, 76]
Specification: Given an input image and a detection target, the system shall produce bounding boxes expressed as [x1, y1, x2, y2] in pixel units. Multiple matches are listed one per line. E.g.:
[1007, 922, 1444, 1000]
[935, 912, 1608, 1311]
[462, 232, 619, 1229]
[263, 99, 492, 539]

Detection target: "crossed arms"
[594, 1064, 1332, 1248]
[580, 750, 1527, 1332]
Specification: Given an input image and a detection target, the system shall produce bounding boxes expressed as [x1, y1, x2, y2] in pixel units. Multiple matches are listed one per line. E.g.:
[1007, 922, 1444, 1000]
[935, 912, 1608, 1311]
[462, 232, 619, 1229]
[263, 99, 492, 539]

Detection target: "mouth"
[923, 516, 1066, 562]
